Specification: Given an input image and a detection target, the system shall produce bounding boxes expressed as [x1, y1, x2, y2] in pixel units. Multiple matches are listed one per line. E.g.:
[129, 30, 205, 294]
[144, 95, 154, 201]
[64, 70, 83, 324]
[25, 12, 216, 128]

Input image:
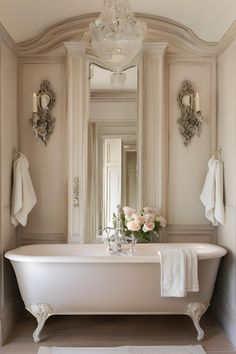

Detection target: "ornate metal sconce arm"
[177, 80, 203, 145]
[30, 80, 56, 146]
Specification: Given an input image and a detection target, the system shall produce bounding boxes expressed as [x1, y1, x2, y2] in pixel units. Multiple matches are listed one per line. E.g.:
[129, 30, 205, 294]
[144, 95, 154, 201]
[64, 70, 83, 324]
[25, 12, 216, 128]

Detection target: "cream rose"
[159, 216, 167, 228]
[127, 220, 141, 232]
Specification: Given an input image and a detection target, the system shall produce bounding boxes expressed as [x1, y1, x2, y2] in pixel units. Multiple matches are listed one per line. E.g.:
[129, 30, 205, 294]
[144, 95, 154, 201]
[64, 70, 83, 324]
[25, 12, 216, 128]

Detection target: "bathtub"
[5, 243, 226, 343]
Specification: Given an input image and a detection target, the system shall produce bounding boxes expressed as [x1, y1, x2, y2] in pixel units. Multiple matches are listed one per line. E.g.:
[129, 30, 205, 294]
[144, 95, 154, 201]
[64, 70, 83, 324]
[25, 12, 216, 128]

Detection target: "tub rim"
[4, 243, 227, 263]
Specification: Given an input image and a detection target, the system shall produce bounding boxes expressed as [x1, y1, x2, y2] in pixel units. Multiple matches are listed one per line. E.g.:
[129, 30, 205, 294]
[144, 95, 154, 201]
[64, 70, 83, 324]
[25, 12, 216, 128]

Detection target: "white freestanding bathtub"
[5, 243, 226, 343]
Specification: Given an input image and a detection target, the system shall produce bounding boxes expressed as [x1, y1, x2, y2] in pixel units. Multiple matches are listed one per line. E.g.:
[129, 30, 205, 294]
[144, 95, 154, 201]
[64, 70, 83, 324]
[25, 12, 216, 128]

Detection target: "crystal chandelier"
[90, 0, 146, 83]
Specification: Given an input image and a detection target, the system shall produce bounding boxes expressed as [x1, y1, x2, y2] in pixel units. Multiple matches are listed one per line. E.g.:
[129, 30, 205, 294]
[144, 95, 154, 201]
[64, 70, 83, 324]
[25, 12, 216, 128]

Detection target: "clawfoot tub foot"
[186, 302, 209, 341]
[26, 303, 53, 343]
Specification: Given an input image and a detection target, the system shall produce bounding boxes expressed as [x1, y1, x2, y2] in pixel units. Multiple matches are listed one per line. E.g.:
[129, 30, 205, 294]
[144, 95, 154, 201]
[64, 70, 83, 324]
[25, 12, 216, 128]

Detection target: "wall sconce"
[177, 80, 203, 145]
[30, 80, 56, 145]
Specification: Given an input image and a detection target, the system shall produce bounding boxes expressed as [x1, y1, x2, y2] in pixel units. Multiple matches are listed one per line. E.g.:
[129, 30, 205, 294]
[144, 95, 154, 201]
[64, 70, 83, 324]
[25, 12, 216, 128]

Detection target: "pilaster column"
[65, 42, 90, 243]
[140, 42, 168, 215]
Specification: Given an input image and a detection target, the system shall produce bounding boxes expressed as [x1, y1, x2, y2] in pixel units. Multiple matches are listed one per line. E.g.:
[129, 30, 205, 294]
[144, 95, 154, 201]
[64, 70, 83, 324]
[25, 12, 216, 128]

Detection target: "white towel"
[200, 156, 225, 226]
[11, 153, 37, 227]
[185, 249, 199, 293]
[159, 249, 199, 297]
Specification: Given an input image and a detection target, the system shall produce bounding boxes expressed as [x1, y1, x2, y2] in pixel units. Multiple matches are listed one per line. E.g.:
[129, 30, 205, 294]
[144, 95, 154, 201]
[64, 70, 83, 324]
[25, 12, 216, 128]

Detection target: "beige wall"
[19, 59, 67, 245]
[167, 60, 216, 225]
[0, 35, 19, 344]
[213, 39, 236, 348]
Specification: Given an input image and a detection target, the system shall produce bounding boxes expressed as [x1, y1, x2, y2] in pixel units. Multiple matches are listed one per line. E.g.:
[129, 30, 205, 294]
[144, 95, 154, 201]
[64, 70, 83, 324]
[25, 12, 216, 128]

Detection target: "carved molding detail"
[186, 302, 209, 341]
[17, 14, 217, 57]
[73, 177, 80, 207]
[27, 303, 53, 343]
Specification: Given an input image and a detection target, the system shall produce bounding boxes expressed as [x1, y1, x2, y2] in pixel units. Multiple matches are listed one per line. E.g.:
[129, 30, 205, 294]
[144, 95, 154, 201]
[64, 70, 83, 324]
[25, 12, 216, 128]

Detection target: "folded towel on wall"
[200, 156, 225, 226]
[159, 249, 199, 297]
[11, 153, 37, 227]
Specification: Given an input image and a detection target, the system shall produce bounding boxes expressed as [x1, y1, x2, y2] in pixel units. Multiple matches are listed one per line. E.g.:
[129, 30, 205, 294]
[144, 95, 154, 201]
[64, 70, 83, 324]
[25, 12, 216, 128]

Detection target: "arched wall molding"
[217, 19, 236, 55]
[17, 13, 217, 57]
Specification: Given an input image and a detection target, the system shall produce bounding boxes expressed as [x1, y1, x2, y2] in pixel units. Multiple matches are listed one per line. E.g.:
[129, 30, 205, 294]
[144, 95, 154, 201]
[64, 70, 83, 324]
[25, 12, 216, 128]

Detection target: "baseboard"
[212, 289, 236, 349]
[0, 295, 23, 346]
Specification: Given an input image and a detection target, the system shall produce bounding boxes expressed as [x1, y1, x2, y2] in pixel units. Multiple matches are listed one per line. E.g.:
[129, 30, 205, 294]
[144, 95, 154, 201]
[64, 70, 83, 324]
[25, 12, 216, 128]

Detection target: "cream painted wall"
[213, 39, 236, 349]
[167, 61, 216, 225]
[19, 60, 67, 245]
[0, 38, 19, 344]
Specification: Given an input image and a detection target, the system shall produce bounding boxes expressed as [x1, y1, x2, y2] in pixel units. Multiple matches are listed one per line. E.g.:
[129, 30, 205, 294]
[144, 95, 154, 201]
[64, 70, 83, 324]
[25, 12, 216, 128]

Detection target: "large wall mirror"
[88, 63, 138, 240]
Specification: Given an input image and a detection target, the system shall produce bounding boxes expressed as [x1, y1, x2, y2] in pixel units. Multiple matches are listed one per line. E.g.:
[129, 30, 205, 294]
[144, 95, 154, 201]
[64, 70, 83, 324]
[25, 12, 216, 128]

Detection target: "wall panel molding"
[18, 227, 216, 245]
[19, 56, 65, 64]
[91, 90, 137, 103]
[18, 233, 66, 245]
[161, 224, 216, 243]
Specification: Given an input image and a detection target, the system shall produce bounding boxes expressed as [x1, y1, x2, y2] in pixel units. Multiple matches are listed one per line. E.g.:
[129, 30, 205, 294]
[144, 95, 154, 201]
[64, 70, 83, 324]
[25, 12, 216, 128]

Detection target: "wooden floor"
[1, 310, 235, 354]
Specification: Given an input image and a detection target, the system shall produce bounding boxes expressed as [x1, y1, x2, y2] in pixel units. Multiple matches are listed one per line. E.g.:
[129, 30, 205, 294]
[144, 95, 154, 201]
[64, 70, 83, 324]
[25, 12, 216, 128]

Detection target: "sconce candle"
[33, 93, 38, 113]
[195, 92, 200, 112]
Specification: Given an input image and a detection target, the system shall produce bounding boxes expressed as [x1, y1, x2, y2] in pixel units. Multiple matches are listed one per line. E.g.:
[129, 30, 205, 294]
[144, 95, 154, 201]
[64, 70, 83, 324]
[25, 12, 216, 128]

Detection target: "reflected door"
[103, 138, 122, 228]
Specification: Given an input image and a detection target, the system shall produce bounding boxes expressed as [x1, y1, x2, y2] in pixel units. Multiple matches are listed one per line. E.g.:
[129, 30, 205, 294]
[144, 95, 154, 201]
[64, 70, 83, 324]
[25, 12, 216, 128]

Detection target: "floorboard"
[1, 310, 235, 354]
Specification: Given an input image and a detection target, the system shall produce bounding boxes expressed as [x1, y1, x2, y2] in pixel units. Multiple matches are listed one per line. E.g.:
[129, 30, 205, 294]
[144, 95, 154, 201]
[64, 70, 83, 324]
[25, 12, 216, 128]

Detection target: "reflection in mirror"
[89, 64, 138, 238]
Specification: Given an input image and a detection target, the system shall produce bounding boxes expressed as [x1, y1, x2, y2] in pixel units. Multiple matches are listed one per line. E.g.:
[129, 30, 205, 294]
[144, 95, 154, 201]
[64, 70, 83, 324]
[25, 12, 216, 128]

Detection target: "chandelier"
[90, 0, 146, 83]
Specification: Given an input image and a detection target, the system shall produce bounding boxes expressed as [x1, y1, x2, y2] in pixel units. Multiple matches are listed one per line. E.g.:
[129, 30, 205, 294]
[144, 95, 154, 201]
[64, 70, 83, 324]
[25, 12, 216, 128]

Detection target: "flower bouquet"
[114, 206, 167, 243]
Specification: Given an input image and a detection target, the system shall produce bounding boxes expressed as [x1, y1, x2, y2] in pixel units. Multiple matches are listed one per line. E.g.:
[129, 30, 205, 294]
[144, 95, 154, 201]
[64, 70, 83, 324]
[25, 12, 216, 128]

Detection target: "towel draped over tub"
[159, 248, 199, 297]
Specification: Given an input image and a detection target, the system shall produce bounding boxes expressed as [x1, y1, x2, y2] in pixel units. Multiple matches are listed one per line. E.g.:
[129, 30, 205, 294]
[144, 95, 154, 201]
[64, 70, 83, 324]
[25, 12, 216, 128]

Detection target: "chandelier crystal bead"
[90, 0, 146, 75]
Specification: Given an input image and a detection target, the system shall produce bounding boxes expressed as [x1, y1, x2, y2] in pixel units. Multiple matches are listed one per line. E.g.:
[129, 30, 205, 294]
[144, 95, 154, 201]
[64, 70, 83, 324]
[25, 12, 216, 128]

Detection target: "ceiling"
[0, 0, 235, 43]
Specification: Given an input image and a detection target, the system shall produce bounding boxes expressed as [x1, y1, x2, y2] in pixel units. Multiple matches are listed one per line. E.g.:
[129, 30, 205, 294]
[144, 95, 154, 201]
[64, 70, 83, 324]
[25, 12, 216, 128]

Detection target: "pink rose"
[123, 206, 136, 217]
[144, 213, 156, 223]
[142, 222, 155, 233]
[127, 221, 141, 232]
[131, 213, 145, 225]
